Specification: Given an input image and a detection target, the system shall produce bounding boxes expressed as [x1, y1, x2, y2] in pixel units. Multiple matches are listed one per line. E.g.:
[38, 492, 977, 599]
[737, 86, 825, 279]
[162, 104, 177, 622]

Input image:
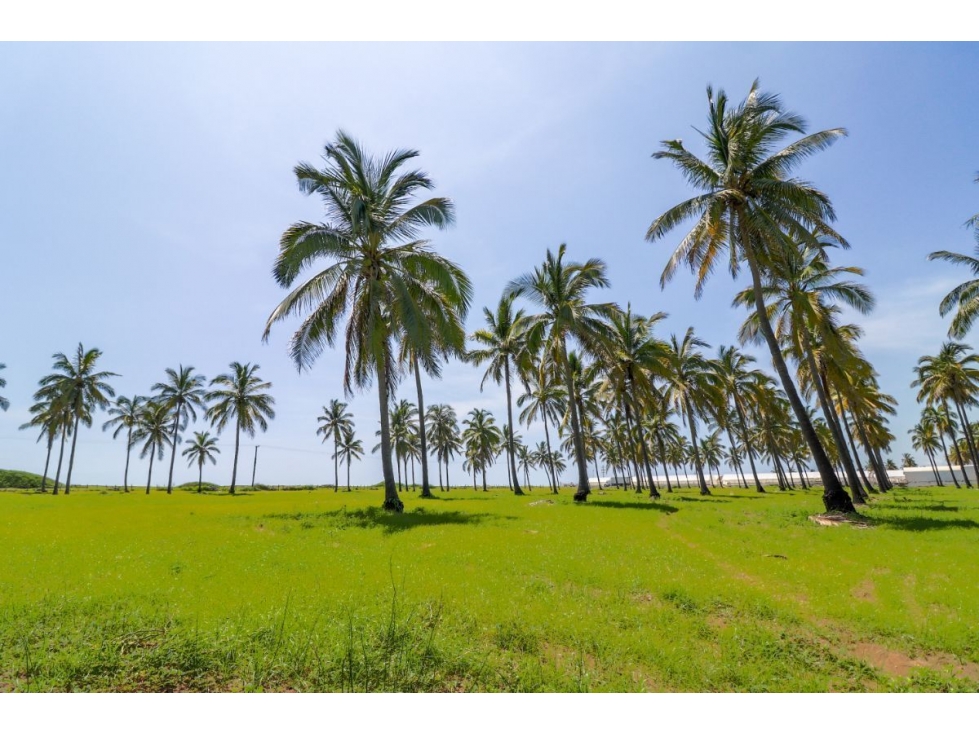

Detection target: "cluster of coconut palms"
[264, 81, 907, 515]
[18, 348, 274, 495]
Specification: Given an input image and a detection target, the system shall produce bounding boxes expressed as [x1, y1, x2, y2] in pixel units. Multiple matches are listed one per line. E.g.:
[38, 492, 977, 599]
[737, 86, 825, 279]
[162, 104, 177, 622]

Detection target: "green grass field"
[1, 482, 978, 692]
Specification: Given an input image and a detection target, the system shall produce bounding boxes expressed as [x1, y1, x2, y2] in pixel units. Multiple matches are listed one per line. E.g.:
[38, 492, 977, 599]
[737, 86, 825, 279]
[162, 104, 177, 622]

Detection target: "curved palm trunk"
[683, 396, 710, 495]
[743, 241, 853, 513]
[952, 398, 979, 486]
[146, 449, 155, 494]
[166, 410, 181, 494]
[724, 426, 744, 488]
[805, 349, 864, 503]
[53, 426, 67, 495]
[840, 406, 877, 494]
[334, 431, 340, 492]
[64, 411, 82, 495]
[925, 451, 945, 487]
[937, 430, 961, 487]
[412, 355, 434, 498]
[871, 445, 893, 490]
[943, 405, 970, 487]
[541, 413, 558, 494]
[655, 434, 673, 493]
[732, 394, 764, 492]
[503, 361, 523, 496]
[229, 423, 241, 495]
[560, 344, 590, 502]
[377, 351, 403, 512]
[40, 432, 54, 493]
[123, 425, 133, 493]
[795, 459, 809, 489]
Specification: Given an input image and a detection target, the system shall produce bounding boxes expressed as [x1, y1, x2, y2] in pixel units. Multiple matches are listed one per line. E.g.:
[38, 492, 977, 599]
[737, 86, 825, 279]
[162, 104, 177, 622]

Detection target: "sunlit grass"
[1, 482, 978, 691]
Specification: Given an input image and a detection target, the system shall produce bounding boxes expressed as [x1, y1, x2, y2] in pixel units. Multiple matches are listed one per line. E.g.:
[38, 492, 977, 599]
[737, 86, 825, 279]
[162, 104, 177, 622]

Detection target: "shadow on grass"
[266, 506, 515, 534]
[872, 515, 979, 531]
[587, 500, 679, 514]
[671, 496, 732, 503]
[884, 503, 960, 513]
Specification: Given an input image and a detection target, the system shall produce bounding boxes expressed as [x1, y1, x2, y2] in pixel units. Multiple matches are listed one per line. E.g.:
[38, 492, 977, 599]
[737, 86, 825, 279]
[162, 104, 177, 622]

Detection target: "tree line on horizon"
[4, 81, 979, 513]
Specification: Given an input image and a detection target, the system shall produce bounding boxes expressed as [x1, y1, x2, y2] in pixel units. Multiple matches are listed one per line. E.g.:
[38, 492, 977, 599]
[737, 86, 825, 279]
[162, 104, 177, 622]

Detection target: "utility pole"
[251, 445, 259, 487]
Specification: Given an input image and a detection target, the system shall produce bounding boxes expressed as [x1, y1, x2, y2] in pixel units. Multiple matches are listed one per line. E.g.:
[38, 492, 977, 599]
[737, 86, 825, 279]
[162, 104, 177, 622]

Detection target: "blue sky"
[1, 42, 978, 487]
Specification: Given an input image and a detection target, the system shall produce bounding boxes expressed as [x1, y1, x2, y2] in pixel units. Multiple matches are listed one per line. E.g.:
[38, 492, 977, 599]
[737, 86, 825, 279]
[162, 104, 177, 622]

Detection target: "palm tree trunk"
[437, 457, 443, 491]
[482, 468, 487, 492]
[683, 396, 710, 495]
[445, 456, 450, 492]
[198, 463, 203, 493]
[146, 449, 155, 494]
[123, 426, 133, 493]
[229, 423, 240, 495]
[656, 434, 673, 493]
[938, 430, 961, 487]
[804, 348, 864, 503]
[347, 459, 352, 492]
[473, 467, 477, 491]
[927, 450, 942, 486]
[412, 355, 434, 498]
[840, 406, 876, 493]
[872, 445, 893, 490]
[795, 459, 809, 489]
[732, 394, 764, 492]
[503, 361, 523, 496]
[376, 347, 402, 512]
[53, 425, 67, 495]
[166, 410, 180, 494]
[396, 455, 402, 492]
[542, 413, 558, 494]
[560, 344, 590, 502]
[334, 431, 340, 493]
[943, 403, 970, 486]
[742, 239, 853, 512]
[724, 426, 744, 488]
[953, 398, 979, 486]
[40, 432, 53, 493]
[410, 456, 416, 490]
[64, 411, 82, 495]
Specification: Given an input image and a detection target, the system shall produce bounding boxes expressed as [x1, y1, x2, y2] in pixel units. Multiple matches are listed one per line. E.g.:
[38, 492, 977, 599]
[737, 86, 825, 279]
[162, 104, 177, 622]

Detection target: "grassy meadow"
[1, 482, 978, 692]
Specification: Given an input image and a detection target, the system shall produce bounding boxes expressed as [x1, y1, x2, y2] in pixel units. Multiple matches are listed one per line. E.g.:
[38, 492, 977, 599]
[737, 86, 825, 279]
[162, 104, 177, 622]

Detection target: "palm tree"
[517, 369, 566, 494]
[263, 131, 471, 513]
[153, 365, 208, 495]
[647, 80, 855, 513]
[37, 344, 118, 494]
[516, 443, 534, 490]
[102, 396, 144, 492]
[711, 347, 767, 492]
[921, 405, 963, 487]
[206, 362, 275, 495]
[467, 293, 530, 495]
[135, 401, 172, 494]
[910, 420, 943, 486]
[913, 342, 979, 477]
[0, 363, 8, 412]
[928, 176, 979, 337]
[426, 403, 460, 491]
[462, 408, 503, 492]
[336, 426, 364, 491]
[181, 431, 221, 492]
[901, 453, 917, 469]
[505, 244, 618, 501]
[19, 392, 69, 493]
[317, 400, 354, 492]
[660, 328, 718, 495]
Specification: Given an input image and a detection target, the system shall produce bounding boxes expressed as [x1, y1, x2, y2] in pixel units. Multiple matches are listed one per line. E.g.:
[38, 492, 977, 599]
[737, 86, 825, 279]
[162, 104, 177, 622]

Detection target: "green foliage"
[0, 469, 45, 489]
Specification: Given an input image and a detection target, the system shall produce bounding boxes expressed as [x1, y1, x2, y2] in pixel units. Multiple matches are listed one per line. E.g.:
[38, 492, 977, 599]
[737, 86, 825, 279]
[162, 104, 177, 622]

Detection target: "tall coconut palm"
[317, 400, 354, 492]
[600, 305, 669, 498]
[206, 362, 275, 495]
[153, 365, 208, 495]
[134, 401, 172, 494]
[517, 369, 566, 494]
[909, 421, 942, 486]
[913, 342, 979, 476]
[426, 403, 460, 491]
[263, 131, 471, 513]
[505, 244, 618, 502]
[921, 405, 963, 487]
[336, 426, 364, 492]
[647, 80, 854, 513]
[19, 393, 69, 494]
[462, 408, 502, 492]
[467, 293, 531, 496]
[37, 344, 117, 495]
[181, 431, 221, 493]
[102, 396, 144, 492]
[660, 328, 718, 495]
[710, 347, 767, 491]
